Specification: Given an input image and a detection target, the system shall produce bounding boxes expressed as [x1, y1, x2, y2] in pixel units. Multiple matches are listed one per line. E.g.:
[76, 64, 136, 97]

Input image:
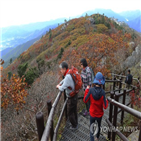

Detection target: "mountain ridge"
[3, 13, 140, 76]
[1, 9, 140, 53]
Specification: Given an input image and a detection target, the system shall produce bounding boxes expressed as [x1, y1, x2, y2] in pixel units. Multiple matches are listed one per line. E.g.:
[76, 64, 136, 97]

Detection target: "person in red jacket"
[83, 72, 108, 141]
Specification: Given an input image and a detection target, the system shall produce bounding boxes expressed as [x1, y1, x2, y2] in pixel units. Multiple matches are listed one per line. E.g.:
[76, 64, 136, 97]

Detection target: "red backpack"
[67, 66, 82, 97]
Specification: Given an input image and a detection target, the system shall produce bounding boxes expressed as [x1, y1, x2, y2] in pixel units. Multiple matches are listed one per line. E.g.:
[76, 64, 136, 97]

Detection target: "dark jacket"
[125, 74, 133, 84]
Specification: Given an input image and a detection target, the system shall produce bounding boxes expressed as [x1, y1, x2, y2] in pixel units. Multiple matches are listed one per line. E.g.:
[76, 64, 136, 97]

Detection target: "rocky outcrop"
[86, 17, 95, 24]
[61, 22, 69, 30]
[123, 44, 141, 69]
[129, 42, 135, 48]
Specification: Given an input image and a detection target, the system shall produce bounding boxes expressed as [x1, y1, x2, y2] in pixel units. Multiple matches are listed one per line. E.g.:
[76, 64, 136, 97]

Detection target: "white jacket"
[58, 74, 75, 97]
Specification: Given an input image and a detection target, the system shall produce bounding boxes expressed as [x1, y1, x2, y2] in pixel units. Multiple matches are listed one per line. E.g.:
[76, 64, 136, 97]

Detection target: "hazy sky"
[0, 0, 141, 28]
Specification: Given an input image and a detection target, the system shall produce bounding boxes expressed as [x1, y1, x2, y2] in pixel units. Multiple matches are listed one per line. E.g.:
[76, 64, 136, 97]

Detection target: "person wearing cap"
[83, 72, 108, 141]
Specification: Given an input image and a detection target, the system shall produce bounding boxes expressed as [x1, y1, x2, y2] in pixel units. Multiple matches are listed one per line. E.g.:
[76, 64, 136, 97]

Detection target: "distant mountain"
[119, 10, 141, 32]
[2, 24, 58, 68]
[119, 10, 141, 21]
[1, 25, 57, 68]
[2, 36, 41, 68]
[2, 56, 17, 69]
[82, 9, 126, 22]
[1, 24, 58, 49]
[0, 18, 66, 51]
[0, 47, 13, 58]
[14, 18, 67, 32]
[127, 16, 141, 32]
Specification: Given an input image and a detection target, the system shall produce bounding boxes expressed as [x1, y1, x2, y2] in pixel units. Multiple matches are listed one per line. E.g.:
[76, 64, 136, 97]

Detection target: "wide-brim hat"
[93, 72, 105, 85]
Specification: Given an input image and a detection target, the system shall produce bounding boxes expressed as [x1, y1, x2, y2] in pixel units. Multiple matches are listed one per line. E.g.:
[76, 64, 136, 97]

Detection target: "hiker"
[83, 72, 108, 141]
[125, 70, 133, 89]
[56, 61, 82, 130]
[80, 58, 93, 116]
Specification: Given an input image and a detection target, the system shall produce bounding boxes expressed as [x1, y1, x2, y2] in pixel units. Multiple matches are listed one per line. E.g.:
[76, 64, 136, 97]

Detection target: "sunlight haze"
[0, 0, 141, 27]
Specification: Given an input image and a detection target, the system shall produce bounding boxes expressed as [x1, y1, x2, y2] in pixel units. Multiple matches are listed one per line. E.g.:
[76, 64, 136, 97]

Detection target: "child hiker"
[83, 72, 108, 141]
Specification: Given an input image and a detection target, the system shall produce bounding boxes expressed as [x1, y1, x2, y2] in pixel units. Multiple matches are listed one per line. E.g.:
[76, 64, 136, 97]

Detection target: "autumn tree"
[1, 59, 28, 111]
[61, 32, 131, 76]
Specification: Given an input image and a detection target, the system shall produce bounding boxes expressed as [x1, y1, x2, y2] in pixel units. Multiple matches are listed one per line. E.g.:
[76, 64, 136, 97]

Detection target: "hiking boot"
[69, 125, 78, 131]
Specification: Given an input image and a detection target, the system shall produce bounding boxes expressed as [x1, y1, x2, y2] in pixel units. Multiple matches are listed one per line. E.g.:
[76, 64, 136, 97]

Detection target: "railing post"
[103, 83, 105, 90]
[139, 121, 141, 141]
[36, 112, 45, 141]
[112, 94, 119, 141]
[64, 91, 68, 121]
[131, 87, 135, 108]
[47, 100, 52, 115]
[119, 78, 122, 93]
[121, 89, 126, 124]
[108, 91, 114, 140]
[47, 100, 54, 141]
[113, 77, 116, 91]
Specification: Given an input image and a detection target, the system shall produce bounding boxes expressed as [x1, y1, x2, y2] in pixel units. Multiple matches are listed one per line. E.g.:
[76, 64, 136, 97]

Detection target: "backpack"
[67, 66, 82, 97]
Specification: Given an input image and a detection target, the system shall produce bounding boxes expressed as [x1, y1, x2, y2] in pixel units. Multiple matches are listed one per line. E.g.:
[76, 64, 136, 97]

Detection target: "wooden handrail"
[112, 97, 139, 118]
[36, 74, 140, 141]
[53, 98, 68, 141]
[41, 91, 62, 141]
[111, 73, 140, 84]
[106, 119, 128, 141]
[105, 80, 121, 83]
[107, 97, 141, 119]
[107, 93, 141, 141]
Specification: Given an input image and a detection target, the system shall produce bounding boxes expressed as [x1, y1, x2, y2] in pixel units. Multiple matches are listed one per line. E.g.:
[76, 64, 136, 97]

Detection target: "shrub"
[46, 61, 51, 69]
[8, 71, 12, 80]
[66, 24, 75, 32]
[104, 22, 111, 29]
[65, 40, 71, 48]
[93, 29, 97, 33]
[96, 24, 108, 33]
[18, 63, 28, 78]
[57, 48, 64, 59]
[25, 67, 39, 85]
[117, 25, 123, 30]
[37, 59, 45, 70]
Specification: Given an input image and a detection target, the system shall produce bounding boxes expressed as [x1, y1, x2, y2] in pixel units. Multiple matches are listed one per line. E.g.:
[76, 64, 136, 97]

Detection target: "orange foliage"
[61, 32, 131, 76]
[1, 75, 28, 111]
[4, 14, 136, 79]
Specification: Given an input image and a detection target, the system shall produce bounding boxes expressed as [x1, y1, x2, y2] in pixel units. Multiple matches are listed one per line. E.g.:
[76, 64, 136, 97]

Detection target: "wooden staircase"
[60, 92, 131, 141]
